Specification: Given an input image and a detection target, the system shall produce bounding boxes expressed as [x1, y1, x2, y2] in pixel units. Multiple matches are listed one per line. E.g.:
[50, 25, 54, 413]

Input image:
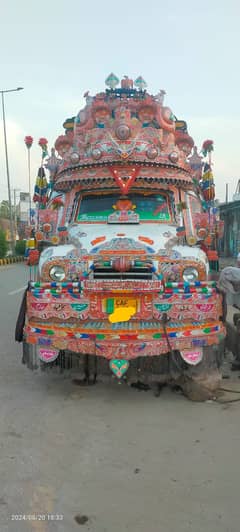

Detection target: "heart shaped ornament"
[109, 359, 130, 379]
[38, 348, 59, 363]
[180, 349, 203, 366]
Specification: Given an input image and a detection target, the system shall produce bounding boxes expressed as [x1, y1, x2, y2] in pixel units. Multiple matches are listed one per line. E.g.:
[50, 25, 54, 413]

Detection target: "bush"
[0, 230, 8, 259]
[15, 240, 26, 256]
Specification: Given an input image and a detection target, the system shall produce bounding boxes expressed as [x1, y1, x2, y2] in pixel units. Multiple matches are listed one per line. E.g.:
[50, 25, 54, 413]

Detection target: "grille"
[93, 265, 153, 280]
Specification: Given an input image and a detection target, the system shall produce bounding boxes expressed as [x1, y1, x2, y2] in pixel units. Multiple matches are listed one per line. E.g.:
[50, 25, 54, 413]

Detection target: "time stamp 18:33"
[11, 514, 63, 521]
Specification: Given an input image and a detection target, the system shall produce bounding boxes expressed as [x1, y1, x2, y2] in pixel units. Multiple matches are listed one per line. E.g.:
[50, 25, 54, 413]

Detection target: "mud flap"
[15, 287, 28, 342]
[22, 342, 38, 370]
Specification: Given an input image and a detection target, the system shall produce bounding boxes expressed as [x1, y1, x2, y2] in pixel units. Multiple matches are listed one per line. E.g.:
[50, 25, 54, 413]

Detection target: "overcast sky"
[0, 0, 239, 204]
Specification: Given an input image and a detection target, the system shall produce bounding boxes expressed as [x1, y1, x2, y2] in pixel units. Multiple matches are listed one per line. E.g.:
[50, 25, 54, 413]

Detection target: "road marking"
[8, 286, 26, 296]
[30, 485, 55, 532]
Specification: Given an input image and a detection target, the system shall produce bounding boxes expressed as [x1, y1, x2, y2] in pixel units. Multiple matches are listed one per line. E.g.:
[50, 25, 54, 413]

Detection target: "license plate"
[105, 298, 138, 314]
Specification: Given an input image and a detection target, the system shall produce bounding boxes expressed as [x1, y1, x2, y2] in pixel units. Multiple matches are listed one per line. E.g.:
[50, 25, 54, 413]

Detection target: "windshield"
[77, 193, 171, 222]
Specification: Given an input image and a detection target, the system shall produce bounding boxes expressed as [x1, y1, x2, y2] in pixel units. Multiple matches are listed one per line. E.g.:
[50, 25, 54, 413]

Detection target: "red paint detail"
[112, 257, 131, 272]
[31, 303, 48, 311]
[119, 334, 138, 341]
[153, 204, 166, 215]
[138, 236, 154, 245]
[196, 304, 214, 312]
[91, 236, 106, 246]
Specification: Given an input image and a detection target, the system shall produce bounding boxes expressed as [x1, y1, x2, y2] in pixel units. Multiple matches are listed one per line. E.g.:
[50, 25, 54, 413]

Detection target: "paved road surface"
[0, 264, 240, 532]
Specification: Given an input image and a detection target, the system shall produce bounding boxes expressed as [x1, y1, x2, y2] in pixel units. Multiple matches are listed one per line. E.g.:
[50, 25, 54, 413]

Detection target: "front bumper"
[24, 279, 225, 360]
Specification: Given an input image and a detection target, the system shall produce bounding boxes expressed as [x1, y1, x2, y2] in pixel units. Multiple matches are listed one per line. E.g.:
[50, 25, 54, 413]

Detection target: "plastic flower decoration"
[202, 140, 214, 157]
[42, 222, 52, 233]
[38, 137, 48, 158]
[51, 235, 60, 245]
[51, 196, 64, 210]
[26, 249, 40, 266]
[24, 135, 33, 149]
[35, 231, 44, 242]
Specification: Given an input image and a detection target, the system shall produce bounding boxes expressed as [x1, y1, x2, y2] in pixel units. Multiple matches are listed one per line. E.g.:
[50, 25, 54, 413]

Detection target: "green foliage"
[0, 230, 8, 258]
[0, 200, 18, 220]
[0, 200, 10, 219]
[15, 240, 26, 256]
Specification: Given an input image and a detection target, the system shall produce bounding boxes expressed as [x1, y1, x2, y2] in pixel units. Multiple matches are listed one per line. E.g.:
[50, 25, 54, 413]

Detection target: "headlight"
[49, 265, 66, 281]
[182, 267, 199, 283]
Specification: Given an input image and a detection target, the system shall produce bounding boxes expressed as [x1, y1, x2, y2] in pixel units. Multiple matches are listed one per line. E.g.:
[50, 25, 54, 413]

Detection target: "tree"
[15, 240, 26, 256]
[0, 200, 17, 220]
[0, 230, 7, 258]
[0, 200, 10, 219]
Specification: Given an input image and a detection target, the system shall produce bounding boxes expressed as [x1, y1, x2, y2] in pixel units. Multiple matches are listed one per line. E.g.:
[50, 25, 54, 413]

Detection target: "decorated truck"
[16, 74, 226, 399]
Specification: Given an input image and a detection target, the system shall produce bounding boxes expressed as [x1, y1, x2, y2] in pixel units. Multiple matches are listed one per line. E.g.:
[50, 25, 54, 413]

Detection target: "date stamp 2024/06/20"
[11, 514, 63, 521]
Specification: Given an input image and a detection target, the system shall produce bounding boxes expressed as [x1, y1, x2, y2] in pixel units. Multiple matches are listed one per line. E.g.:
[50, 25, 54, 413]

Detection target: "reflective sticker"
[154, 303, 172, 311]
[70, 303, 88, 312]
[38, 348, 59, 363]
[109, 359, 130, 378]
[180, 349, 203, 366]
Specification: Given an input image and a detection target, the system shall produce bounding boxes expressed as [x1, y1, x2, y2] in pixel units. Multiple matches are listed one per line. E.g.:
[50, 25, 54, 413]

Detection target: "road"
[0, 263, 240, 531]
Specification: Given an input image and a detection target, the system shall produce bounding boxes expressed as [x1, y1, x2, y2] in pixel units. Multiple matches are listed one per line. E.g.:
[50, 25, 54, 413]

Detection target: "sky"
[0, 0, 240, 204]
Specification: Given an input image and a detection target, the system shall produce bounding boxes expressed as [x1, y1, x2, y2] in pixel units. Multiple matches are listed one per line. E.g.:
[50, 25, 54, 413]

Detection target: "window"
[76, 193, 171, 222]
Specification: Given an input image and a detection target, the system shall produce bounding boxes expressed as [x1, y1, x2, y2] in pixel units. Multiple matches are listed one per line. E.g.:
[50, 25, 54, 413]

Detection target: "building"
[18, 192, 30, 222]
[219, 199, 240, 257]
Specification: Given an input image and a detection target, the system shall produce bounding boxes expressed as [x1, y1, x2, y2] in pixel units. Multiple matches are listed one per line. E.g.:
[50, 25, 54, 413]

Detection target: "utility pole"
[14, 188, 16, 228]
[13, 188, 20, 239]
[0, 87, 24, 254]
[225, 183, 229, 204]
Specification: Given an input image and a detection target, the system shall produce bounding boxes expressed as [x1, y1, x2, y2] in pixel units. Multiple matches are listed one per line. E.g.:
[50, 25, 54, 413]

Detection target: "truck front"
[21, 75, 225, 393]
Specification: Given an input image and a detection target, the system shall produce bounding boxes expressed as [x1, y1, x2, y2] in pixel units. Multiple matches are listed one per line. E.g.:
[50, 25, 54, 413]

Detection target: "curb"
[0, 256, 25, 266]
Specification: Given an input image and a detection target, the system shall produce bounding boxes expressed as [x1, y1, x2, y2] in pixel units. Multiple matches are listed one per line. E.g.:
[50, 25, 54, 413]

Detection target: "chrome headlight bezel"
[182, 267, 199, 283]
[49, 265, 66, 281]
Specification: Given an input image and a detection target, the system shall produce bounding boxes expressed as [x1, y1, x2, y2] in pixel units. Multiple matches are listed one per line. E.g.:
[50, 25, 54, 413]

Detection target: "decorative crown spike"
[105, 73, 119, 89]
[134, 76, 147, 90]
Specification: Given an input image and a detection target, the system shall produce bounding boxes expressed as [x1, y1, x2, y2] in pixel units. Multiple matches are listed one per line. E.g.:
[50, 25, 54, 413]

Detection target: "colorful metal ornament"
[38, 348, 59, 363]
[115, 124, 131, 140]
[92, 148, 102, 160]
[180, 348, 203, 365]
[109, 359, 129, 378]
[33, 167, 48, 206]
[187, 235, 197, 246]
[109, 167, 140, 194]
[105, 73, 119, 89]
[134, 76, 147, 90]
[70, 152, 80, 164]
[169, 151, 179, 163]
[146, 146, 158, 159]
